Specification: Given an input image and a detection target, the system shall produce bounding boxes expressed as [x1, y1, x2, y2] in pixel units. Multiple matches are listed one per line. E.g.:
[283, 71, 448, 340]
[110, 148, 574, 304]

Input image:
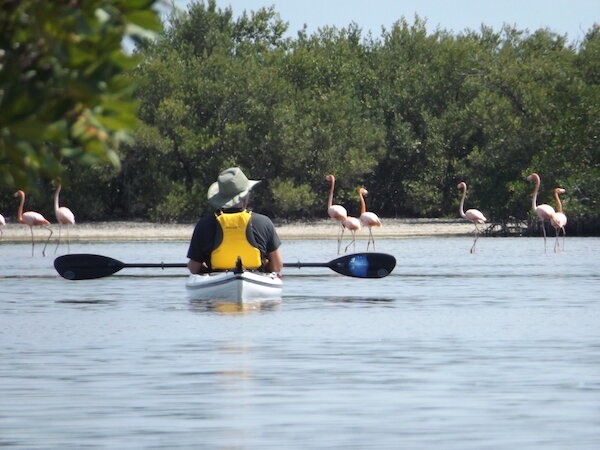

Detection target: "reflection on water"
[1, 238, 599, 449]
[298, 295, 397, 305]
[189, 298, 282, 314]
[55, 299, 117, 305]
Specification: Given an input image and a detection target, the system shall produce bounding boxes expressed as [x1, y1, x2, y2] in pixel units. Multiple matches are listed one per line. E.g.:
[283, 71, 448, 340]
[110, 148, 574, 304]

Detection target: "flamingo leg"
[55, 224, 62, 254]
[54, 224, 70, 253]
[337, 225, 345, 254]
[470, 224, 480, 253]
[29, 226, 35, 257]
[344, 231, 356, 253]
[366, 228, 375, 251]
[540, 219, 548, 252]
[41, 225, 53, 257]
[66, 225, 70, 253]
[554, 227, 566, 253]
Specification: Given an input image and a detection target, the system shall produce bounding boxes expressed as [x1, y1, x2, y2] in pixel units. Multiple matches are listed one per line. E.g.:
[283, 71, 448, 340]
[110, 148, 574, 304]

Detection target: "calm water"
[1, 236, 599, 449]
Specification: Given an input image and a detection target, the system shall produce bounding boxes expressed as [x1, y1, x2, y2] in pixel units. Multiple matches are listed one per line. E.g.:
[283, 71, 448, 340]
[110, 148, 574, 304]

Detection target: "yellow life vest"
[211, 210, 263, 270]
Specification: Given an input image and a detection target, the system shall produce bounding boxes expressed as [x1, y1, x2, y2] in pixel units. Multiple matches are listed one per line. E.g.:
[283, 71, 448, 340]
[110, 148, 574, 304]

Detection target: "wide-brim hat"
[207, 167, 261, 209]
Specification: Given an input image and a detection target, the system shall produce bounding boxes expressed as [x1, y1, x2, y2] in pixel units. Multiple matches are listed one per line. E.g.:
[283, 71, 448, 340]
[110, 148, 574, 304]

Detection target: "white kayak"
[185, 270, 282, 302]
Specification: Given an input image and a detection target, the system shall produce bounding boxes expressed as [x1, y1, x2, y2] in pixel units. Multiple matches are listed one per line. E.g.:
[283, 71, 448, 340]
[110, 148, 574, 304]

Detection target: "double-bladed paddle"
[54, 252, 396, 280]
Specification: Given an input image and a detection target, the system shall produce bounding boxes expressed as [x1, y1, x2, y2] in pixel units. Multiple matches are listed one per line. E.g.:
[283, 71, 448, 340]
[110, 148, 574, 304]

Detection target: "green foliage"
[150, 181, 203, 221]
[270, 178, 316, 218]
[0, 0, 162, 190]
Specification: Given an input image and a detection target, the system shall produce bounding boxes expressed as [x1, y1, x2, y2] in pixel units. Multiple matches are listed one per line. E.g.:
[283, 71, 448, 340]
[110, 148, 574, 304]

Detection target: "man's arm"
[187, 215, 215, 274]
[263, 248, 282, 272]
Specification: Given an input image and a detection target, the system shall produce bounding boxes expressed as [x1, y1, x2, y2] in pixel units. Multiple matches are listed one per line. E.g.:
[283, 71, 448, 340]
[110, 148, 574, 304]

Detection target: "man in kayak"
[187, 167, 283, 274]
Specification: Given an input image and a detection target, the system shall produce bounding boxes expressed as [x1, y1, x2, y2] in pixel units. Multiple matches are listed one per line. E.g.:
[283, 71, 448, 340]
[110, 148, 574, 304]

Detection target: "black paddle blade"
[329, 252, 396, 278]
[54, 254, 125, 280]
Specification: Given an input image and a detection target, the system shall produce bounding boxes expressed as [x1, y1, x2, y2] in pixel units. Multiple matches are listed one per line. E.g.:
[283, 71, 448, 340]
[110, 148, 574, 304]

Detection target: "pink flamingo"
[326, 174, 348, 253]
[358, 188, 382, 251]
[527, 173, 555, 252]
[0, 213, 5, 239]
[54, 184, 76, 253]
[14, 190, 53, 256]
[457, 182, 487, 253]
[341, 216, 362, 253]
[550, 188, 567, 252]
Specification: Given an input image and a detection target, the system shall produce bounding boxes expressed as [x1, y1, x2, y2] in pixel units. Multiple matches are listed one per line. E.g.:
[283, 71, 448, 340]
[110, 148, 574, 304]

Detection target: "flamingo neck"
[54, 185, 61, 212]
[554, 191, 563, 213]
[327, 177, 335, 208]
[531, 176, 540, 210]
[458, 188, 467, 218]
[16, 192, 25, 223]
[359, 190, 366, 215]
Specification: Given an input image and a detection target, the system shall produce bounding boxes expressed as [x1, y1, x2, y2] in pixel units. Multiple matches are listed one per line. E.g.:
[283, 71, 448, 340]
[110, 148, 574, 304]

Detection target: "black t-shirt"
[187, 209, 281, 267]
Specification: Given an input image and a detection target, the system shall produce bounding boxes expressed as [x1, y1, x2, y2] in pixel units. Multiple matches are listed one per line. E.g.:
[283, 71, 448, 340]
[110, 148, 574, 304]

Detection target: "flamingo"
[341, 216, 362, 253]
[550, 188, 567, 252]
[457, 182, 487, 253]
[14, 190, 53, 256]
[526, 173, 555, 252]
[0, 213, 5, 239]
[54, 183, 76, 253]
[358, 188, 382, 251]
[326, 174, 348, 253]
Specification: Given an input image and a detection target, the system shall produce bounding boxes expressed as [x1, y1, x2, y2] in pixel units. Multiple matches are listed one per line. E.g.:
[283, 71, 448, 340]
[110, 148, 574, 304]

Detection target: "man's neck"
[219, 207, 245, 213]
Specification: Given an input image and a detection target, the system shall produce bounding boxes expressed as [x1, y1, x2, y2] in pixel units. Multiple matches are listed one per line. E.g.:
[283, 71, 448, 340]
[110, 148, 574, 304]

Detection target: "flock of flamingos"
[0, 172, 567, 257]
[326, 172, 567, 254]
[0, 184, 75, 256]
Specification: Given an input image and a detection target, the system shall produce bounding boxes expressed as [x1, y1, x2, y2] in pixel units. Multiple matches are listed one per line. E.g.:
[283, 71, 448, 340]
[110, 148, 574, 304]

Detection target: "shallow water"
[1, 237, 599, 449]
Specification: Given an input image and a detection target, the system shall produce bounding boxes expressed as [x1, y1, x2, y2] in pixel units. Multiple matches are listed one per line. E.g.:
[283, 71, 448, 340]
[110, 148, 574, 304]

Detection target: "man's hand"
[188, 259, 209, 274]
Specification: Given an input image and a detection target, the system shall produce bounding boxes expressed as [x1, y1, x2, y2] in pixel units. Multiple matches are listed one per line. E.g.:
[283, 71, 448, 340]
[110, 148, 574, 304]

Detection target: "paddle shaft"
[126, 263, 324, 269]
[120, 263, 322, 269]
[283, 262, 328, 268]
[120, 262, 371, 269]
[122, 263, 186, 269]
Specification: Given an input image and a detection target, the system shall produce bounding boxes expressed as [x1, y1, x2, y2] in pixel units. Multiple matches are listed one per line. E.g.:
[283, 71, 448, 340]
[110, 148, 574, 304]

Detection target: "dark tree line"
[1, 1, 598, 233]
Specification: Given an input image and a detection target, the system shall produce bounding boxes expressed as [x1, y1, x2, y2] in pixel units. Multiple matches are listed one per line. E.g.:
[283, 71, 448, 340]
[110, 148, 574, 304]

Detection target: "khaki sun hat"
[207, 167, 261, 209]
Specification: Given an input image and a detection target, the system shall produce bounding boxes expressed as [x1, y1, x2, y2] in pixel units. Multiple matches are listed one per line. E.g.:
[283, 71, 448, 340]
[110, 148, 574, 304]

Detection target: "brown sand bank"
[2, 218, 475, 242]
[276, 218, 475, 239]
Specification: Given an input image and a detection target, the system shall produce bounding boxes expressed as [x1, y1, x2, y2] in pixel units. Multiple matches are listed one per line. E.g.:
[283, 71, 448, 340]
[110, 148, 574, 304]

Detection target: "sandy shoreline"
[1, 218, 476, 242]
